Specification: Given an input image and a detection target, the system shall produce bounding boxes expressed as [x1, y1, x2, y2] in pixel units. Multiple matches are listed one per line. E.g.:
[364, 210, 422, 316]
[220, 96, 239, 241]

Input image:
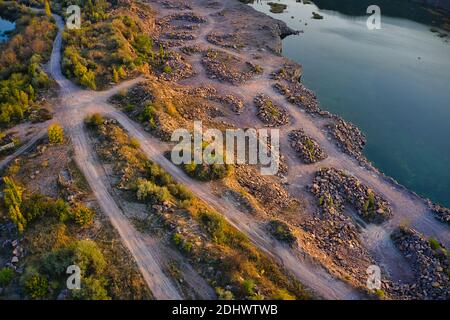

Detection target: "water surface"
[248, 0, 450, 207]
[0, 17, 15, 43]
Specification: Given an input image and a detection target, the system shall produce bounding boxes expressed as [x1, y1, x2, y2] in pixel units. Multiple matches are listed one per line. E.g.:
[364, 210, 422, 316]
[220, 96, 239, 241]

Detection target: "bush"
[24, 274, 48, 299]
[71, 204, 95, 226]
[272, 289, 295, 300]
[167, 183, 192, 201]
[72, 240, 107, 276]
[267, 220, 296, 246]
[130, 137, 140, 148]
[172, 233, 193, 254]
[242, 279, 255, 296]
[136, 179, 171, 204]
[47, 123, 64, 144]
[215, 287, 234, 300]
[200, 211, 226, 244]
[41, 247, 74, 276]
[85, 113, 104, 128]
[0, 267, 14, 287]
[429, 237, 442, 250]
[71, 276, 110, 300]
[3, 176, 26, 233]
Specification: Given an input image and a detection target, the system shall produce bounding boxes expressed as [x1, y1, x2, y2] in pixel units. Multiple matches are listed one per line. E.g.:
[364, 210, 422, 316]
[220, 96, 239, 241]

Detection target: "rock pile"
[189, 86, 245, 114]
[206, 32, 244, 50]
[288, 129, 327, 164]
[161, 0, 192, 10]
[271, 63, 302, 83]
[202, 49, 262, 85]
[391, 227, 449, 300]
[311, 168, 392, 223]
[273, 82, 320, 114]
[235, 166, 296, 212]
[254, 94, 290, 127]
[430, 203, 450, 226]
[110, 82, 153, 108]
[2, 238, 25, 272]
[326, 119, 366, 162]
[180, 45, 205, 55]
[160, 52, 195, 82]
[163, 31, 195, 41]
[158, 13, 207, 29]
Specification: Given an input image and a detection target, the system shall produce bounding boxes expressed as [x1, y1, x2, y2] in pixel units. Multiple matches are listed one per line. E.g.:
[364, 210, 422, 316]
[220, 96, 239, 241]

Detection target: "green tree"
[48, 123, 64, 144]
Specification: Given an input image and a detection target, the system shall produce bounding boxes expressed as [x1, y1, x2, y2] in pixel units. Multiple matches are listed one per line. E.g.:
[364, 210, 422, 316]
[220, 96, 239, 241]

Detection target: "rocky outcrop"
[288, 129, 327, 164]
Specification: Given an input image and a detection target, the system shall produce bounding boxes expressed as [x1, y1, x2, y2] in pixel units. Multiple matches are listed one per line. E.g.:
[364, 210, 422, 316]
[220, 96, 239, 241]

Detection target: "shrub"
[139, 103, 155, 123]
[172, 233, 192, 254]
[71, 204, 95, 227]
[136, 179, 171, 204]
[3, 176, 26, 233]
[130, 137, 140, 148]
[25, 274, 48, 299]
[242, 279, 255, 296]
[267, 220, 296, 246]
[71, 276, 110, 300]
[215, 287, 234, 300]
[272, 289, 296, 300]
[47, 123, 64, 144]
[200, 211, 226, 244]
[0, 267, 14, 287]
[86, 113, 104, 128]
[429, 237, 441, 250]
[163, 65, 172, 74]
[167, 183, 192, 201]
[41, 248, 74, 276]
[72, 240, 106, 276]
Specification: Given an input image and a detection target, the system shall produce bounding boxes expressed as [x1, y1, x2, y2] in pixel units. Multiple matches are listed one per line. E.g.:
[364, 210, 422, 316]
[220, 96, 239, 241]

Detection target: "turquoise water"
[248, 0, 450, 207]
[0, 17, 15, 43]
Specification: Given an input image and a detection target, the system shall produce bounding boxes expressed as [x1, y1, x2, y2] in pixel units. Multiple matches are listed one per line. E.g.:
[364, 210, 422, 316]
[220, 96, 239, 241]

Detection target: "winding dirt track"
[2, 0, 448, 300]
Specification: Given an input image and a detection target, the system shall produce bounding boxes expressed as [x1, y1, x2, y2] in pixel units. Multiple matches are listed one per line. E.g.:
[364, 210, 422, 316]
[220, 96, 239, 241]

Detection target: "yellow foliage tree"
[44, 0, 52, 17]
[48, 123, 64, 144]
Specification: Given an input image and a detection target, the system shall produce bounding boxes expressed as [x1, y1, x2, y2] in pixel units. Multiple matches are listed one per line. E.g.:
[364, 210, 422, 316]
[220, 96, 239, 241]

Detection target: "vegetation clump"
[0, 2, 56, 127]
[267, 220, 296, 246]
[267, 2, 287, 14]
